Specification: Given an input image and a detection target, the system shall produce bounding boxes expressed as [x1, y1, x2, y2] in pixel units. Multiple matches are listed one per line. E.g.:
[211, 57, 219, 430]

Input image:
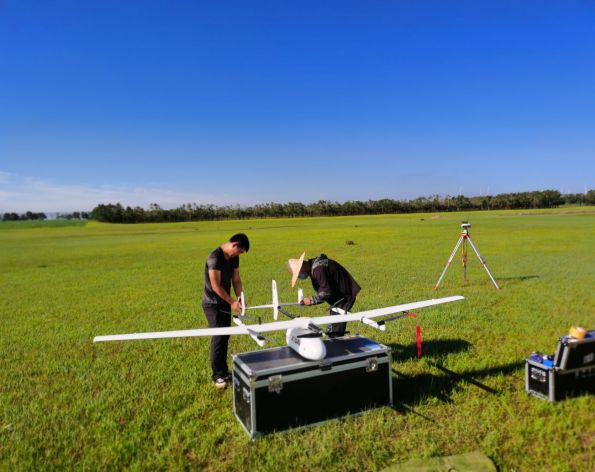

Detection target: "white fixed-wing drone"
[94, 280, 464, 360]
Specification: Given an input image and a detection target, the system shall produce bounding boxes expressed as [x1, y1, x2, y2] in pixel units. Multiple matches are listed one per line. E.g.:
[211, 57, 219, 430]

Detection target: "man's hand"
[231, 300, 242, 313]
[302, 297, 313, 306]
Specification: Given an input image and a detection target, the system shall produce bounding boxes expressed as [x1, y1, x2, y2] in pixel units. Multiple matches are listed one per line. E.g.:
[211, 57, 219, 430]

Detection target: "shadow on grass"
[497, 275, 539, 282]
[391, 358, 525, 420]
[388, 338, 472, 363]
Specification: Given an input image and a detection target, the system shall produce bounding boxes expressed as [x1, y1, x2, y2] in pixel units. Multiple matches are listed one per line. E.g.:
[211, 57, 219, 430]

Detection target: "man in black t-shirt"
[287, 252, 361, 337]
[202, 233, 250, 389]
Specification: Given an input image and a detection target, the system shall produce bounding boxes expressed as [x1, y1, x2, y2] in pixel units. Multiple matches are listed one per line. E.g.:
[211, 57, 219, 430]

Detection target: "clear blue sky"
[1, 1, 594, 212]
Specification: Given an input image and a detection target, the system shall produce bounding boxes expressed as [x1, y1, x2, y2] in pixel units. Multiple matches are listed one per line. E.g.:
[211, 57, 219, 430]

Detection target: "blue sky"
[1, 1, 594, 212]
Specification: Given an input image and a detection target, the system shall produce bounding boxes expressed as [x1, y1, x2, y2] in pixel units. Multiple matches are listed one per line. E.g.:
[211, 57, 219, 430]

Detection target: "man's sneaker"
[213, 377, 227, 389]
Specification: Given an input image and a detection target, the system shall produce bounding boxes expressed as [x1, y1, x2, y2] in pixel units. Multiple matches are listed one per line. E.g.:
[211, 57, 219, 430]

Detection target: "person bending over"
[287, 252, 360, 337]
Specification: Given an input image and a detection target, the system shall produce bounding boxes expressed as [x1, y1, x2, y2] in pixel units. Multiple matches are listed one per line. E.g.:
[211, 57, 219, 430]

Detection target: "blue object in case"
[529, 352, 543, 363]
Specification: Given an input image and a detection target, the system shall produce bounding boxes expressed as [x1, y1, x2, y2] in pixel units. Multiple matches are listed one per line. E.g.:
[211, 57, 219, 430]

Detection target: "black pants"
[203, 304, 231, 381]
[327, 297, 356, 337]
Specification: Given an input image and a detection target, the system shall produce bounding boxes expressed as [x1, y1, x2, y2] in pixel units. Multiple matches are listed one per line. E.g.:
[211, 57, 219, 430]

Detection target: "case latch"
[268, 374, 283, 393]
[366, 357, 379, 373]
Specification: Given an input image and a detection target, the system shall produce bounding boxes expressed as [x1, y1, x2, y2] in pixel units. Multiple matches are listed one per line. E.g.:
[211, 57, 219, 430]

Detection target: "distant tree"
[2, 212, 19, 221]
[90, 203, 125, 222]
[7, 212, 47, 221]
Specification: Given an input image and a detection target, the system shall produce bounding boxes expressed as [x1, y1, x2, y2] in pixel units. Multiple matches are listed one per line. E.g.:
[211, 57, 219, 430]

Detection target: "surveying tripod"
[434, 223, 500, 290]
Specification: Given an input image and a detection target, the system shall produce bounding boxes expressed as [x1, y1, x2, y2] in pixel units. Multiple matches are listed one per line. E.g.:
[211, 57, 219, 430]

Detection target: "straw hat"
[287, 252, 306, 287]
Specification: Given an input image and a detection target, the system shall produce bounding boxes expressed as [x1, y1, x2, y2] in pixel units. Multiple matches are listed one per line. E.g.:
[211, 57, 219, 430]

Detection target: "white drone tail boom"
[272, 280, 279, 320]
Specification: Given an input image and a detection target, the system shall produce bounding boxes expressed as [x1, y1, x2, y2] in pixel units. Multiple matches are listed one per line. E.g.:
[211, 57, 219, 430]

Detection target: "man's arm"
[305, 268, 332, 305]
[208, 269, 242, 312]
[232, 268, 243, 301]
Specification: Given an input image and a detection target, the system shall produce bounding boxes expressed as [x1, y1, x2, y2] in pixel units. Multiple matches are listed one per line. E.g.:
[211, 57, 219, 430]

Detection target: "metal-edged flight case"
[525, 330, 595, 402]
[232, 335, 392, 439]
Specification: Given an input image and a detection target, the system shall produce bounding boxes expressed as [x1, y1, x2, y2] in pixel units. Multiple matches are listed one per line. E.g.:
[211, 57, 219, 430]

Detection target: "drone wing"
[93, 296, 464, 343]
[322, 295, 464, 325]
[93, 317, 311, 343]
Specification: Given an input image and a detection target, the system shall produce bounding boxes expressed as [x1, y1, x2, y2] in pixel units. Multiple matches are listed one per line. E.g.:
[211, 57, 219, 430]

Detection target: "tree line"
[88, 189, 595, 224]
[2, 211, 48, 221]
[56, 212, 91, 220]
[1, 211, 90, 222]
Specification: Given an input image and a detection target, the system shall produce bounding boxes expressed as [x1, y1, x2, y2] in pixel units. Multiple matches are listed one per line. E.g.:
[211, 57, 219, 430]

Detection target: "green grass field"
[1, 208, 594, 471]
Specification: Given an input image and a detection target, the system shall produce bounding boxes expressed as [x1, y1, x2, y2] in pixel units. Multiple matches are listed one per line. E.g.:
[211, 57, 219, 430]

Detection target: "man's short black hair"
[229, 233, 250, 252]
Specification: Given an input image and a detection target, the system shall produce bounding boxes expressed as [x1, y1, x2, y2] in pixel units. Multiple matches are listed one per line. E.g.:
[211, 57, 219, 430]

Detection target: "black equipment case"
[525, 330, 595, 402]
[232, 335, 392, 439]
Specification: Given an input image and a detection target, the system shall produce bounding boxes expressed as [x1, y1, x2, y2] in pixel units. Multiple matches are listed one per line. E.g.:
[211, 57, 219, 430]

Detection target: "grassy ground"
[0, 219, 87, 229]
[1, 208, 594, 471]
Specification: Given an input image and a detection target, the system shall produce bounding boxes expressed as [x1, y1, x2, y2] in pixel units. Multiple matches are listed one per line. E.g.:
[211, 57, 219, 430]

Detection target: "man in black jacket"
[287, 252, 361, 337]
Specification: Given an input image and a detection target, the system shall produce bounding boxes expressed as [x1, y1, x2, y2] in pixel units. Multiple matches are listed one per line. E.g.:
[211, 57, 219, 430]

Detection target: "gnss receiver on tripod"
[434, 222, 500, 290]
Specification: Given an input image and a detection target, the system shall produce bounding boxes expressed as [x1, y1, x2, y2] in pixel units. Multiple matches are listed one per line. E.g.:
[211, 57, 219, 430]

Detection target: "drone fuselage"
[286, 327, 327, 360]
